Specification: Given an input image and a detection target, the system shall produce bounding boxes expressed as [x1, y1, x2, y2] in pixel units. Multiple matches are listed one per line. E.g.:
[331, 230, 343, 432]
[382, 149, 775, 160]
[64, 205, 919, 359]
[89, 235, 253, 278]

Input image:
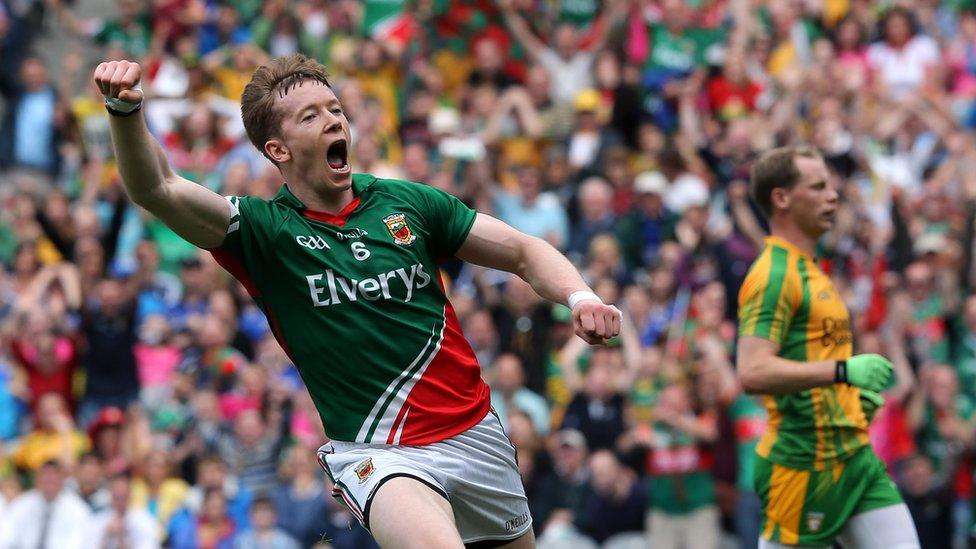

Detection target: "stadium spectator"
[490, 353, 550, 436]
[576, 449, 645, 544]
[11, 392, 88, 472]
[92, 469, 161, 549]
[0, 57, 66, 182]
[900, 453, 955, 549]
[70, 451, 111, 511]
[0, 459, 92, 549]
[169, 487, 239, 549]
[532, 428, 593, 537]
[79, 277, 140, 427]
[232, 496, 299, 549]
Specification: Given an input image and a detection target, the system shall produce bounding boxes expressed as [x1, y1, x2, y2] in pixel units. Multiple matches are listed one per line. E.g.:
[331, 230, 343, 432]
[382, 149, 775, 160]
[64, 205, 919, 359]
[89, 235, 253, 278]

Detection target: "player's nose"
[323, 116, 343, 135]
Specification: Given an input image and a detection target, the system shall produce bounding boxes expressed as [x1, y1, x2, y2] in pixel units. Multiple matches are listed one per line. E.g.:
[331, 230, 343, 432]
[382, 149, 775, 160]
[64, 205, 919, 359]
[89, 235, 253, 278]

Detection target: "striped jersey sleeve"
[738, 246, 798, 346]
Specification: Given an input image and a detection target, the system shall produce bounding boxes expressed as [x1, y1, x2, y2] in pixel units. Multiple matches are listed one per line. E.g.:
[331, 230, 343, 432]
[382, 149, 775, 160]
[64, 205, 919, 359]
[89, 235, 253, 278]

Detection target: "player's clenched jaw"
[265, 81, 353, 193]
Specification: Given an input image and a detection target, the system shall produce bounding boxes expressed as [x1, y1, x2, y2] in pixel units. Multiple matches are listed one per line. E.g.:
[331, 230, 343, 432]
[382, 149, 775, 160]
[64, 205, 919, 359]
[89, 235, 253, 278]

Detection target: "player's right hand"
[93, 60, 144, 104]
[845, 354, 893, 393]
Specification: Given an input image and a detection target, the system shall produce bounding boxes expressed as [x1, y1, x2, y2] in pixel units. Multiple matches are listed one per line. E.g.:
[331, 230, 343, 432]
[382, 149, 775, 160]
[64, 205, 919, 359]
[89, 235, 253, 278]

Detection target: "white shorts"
[317, 410, 533, 545]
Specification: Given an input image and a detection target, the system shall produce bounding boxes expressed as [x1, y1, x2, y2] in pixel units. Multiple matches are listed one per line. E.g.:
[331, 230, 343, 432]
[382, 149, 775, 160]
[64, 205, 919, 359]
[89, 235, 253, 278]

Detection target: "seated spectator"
[576, 450, 645, 544]
[490, 353, 551, 436]
[217, 408, 289, 497]
[900, 454, 954, 549]
[181, 454, 253, 531]
[560, 357, 626, 451]
[273, 447, 330, 547]
[492, 164, 569, 250]
[170, 488, 239, 549]
[68, 451, 111, 512]
[92, 469, 160, 549]
[11, 392, 89, 472]
[0, 460, 92, 548]
[130, 452, 190, 533]
[232, 496, 299, 549]
[532, 429, 593, 536]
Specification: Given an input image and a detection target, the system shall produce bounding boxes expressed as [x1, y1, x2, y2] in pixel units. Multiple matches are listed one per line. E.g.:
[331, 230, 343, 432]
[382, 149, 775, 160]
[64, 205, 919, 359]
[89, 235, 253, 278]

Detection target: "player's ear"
[265, 139, 290, 163]
[771, 186, 790, 212]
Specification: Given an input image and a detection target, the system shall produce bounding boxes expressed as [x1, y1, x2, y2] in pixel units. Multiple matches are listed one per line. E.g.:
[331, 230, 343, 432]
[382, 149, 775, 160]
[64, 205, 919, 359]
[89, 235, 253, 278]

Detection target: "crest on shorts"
[383, 213, 416, 246]
[806, 512, 824, 532]
[354, 458, 375, 484]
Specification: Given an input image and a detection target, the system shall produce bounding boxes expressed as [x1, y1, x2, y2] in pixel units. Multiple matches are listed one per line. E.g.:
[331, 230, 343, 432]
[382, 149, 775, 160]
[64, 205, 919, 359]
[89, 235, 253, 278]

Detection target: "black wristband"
[105, 101, 143, 117]
[835, 360, 847, 383]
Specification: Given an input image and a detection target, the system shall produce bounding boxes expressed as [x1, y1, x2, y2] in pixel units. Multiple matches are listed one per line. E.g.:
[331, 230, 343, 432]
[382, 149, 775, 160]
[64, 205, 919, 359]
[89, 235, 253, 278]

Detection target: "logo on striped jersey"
[296, 235, 331, 250]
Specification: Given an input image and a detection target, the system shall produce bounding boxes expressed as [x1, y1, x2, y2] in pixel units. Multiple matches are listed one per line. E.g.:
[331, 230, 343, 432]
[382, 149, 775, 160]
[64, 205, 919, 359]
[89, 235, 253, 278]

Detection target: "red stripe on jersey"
[387, 402, 410, 445]
[265, 310, 296, 362]
[210, 250, 299, 365]
[301, 197, 361, 227]
[395, 293, 491, 446]
[210, 249, 261, 298]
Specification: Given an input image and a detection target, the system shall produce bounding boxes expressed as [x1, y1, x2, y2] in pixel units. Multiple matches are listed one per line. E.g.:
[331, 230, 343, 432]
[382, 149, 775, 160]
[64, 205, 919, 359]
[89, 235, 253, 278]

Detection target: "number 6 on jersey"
[351, 241, 371, 261]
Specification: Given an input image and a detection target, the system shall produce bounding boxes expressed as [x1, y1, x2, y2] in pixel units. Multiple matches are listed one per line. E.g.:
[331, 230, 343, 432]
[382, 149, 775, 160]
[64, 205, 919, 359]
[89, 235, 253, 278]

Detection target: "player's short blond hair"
[750, 145, 823, 218]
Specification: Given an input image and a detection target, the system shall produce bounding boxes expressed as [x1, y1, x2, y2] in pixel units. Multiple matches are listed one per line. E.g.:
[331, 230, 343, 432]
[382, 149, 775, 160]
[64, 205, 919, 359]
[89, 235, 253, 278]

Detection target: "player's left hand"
[572, 300, 622, 345]
[859, 388, 884, 423]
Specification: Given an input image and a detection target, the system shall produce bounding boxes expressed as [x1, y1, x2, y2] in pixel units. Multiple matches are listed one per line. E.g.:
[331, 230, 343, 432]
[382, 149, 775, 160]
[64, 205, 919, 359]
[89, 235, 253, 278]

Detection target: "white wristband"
[568, 290, 602, 310]
[103, 83, 142, 113]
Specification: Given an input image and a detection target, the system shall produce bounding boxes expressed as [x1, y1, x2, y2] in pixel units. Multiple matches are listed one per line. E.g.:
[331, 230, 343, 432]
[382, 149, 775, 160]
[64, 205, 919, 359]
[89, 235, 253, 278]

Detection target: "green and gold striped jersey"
[738, 236, 869, 470]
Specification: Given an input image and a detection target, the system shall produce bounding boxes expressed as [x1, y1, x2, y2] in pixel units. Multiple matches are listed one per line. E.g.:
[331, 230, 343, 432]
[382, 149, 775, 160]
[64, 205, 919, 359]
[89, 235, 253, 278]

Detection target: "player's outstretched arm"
[94, 60, 230, 249]
[456, 213, 620, 345]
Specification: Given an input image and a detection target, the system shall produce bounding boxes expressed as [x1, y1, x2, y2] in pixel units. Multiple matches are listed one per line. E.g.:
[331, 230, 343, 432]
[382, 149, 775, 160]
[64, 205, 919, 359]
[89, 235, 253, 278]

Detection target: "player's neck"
[769, 219, 817, 257]
[289, 182, 355, 214]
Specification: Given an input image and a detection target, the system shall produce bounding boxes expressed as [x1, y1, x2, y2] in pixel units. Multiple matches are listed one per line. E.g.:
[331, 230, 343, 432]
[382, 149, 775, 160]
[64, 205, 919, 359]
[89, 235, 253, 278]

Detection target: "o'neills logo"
[383, 213, 416, 245]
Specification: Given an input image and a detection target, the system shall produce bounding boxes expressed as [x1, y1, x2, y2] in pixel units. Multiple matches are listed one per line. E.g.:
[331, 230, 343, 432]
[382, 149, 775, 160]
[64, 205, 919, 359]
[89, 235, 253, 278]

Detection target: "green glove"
[859, 388, 884, 423]
[841, 354, 893, 393]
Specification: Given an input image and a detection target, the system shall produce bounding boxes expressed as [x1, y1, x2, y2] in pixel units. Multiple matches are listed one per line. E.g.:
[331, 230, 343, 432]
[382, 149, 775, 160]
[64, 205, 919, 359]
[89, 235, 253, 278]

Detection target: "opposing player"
[95, 54, 620, 548]
[736, 146, 919, 548]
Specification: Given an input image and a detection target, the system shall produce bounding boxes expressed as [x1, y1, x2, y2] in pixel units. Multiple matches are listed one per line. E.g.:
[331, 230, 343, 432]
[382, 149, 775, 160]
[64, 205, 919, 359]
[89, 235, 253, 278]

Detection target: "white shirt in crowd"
[91, 507, 161, 549]
[0, 489, 92, 549]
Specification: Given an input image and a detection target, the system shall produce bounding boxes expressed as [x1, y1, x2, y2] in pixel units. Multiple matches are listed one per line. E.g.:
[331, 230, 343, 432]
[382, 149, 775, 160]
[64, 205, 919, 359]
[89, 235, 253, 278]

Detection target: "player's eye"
[303, 113, 317, 123]
[330, 108, 343, 115]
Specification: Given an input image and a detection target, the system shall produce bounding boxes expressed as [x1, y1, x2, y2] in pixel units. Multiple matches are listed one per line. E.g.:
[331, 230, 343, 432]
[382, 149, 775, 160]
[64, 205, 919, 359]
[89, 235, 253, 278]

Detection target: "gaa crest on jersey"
[354, 458, 375, 483]
[383, 213, 416, 245]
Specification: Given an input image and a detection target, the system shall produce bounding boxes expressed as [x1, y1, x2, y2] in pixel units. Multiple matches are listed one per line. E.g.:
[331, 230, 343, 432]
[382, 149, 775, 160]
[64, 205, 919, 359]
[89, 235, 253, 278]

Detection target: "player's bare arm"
[737, 336, 893, 395]
[94, 60, 230, 249]
[736, 335, 841, 395]
[456, 213, 621, 345]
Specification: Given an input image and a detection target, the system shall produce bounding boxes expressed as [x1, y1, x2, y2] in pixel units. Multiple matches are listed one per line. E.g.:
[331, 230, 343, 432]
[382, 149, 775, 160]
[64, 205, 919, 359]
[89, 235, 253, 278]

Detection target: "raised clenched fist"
[572, 300, 622, 345]
[93, 60, 144, 104]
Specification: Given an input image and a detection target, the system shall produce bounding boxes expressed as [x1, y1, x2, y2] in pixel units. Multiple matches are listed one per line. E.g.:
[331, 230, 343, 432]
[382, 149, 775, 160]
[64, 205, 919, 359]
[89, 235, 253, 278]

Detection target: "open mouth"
[326, 139, 350, 173]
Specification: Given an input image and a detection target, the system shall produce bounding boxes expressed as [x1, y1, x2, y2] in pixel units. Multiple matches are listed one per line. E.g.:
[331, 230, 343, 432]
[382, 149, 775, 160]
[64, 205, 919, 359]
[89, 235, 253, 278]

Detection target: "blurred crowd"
[2, 0, 976, 547]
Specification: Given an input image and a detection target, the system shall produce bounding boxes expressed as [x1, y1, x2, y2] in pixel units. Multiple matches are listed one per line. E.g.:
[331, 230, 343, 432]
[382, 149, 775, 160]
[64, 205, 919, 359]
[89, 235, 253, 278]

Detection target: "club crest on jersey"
[383, 213, 416, 245]
[806, 512, 824, 532]
[354, 458, 375, 483]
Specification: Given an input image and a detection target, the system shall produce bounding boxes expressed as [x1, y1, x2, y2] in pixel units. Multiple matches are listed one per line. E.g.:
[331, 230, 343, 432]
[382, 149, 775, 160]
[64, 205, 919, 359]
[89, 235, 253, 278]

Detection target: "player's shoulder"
[364, 174, 439, 199]
[740, 239, 801, 294]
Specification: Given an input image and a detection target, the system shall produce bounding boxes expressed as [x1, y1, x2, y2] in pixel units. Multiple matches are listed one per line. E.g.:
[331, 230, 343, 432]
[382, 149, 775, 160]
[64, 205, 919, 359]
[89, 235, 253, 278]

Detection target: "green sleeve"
[409, 183, 477, 260]
[210, 195, 278, 289]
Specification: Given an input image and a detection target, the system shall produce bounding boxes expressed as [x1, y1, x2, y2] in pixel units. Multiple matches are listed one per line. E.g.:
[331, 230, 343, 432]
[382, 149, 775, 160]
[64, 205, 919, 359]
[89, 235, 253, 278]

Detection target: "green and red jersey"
[211, 173, 490, 445]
